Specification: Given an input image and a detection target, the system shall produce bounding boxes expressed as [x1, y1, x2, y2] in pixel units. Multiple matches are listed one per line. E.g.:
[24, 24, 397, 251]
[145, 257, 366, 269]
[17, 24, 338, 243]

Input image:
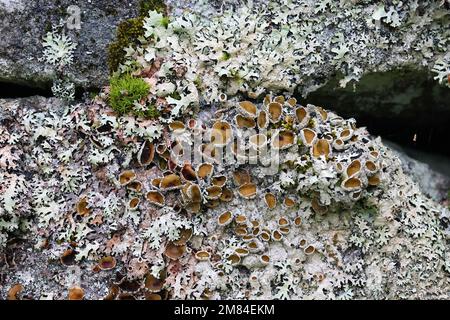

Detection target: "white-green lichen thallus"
[1, 92, 449, 299]
[1, 0, 449, 301]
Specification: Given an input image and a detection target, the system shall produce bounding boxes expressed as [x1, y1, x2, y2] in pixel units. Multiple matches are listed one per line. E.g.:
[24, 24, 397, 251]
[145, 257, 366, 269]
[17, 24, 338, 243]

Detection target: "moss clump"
[107, 0, 167, 73]
[107, 18, 145, 73]
[139, 0, 167, 16]
[134, 105, 160, 118]
[220, 51, 231, 61]
[109, 74, 151, 116]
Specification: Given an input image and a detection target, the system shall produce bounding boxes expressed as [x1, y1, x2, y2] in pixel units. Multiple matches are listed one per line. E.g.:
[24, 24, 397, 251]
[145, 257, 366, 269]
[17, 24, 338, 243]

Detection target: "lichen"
[41, 29, 77, 67]
[107, 0, 167, 74]
[1, 0, 449, 301]
[107, 18, 145, 74]
[1, 91, 449, 299]
[40, 24, 77, 102]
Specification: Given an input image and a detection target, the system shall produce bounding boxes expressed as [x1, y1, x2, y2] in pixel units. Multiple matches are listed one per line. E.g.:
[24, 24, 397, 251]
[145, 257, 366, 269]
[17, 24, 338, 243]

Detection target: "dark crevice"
[0, 80, 53, 98]
[0, 80, 99, 101]
[300, 68, 450, 160]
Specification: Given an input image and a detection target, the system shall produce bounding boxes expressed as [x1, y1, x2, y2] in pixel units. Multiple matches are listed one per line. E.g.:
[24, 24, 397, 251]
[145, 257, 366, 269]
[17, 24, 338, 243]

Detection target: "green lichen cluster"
[107, 0, 167, 73]
[109, 74, 158, 118]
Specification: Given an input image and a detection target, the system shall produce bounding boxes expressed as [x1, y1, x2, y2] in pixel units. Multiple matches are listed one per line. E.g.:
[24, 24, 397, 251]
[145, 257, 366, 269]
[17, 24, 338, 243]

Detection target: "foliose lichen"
[107, 0, 167, 73]
[118, 0, 449, 107]
[1, 0, 449, 301]
[1, 90, 449, 299]
[40, 23, 77, 102]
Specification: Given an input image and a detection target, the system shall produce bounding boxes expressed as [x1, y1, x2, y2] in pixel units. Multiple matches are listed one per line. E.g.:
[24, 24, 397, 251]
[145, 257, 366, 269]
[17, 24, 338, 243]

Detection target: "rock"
[0, 0, 141, 90]
[1, 95, 449, 299]
[306, 69, 450, 160]
[2, 0, 449, 96]
[164, 0, 450, 96]
[385, 140, 450, 202]
[1, 0, 450, 301]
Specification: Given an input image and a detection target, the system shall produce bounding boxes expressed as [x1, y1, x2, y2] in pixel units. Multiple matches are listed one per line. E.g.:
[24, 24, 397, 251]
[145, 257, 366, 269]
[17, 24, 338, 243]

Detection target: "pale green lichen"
[40, 25, 77, 102]
[117, 0, 449, 112]
[41, 29, 77, 67]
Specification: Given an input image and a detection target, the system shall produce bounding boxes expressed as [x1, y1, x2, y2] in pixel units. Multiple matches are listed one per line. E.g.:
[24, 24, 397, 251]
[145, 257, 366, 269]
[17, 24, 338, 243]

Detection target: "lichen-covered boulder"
[1, 0, 449, 301]
[1, 95, 449, 299]
[161, 0, 450, 98]
[2, 0, 448, 94]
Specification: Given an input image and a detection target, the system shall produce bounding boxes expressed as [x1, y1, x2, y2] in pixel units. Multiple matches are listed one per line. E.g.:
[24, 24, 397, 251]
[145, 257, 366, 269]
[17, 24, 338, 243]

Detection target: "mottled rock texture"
[1, 0, 449, 95]
[386, 141, 450, 202]
[0, 0, 140, 89]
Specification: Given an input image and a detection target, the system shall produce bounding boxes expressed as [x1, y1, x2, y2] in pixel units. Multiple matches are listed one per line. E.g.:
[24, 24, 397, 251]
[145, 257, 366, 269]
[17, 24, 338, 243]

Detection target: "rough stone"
[386, 140, 450, 202]
[0, 0, 449, 300]
[0, 0, 140, 90]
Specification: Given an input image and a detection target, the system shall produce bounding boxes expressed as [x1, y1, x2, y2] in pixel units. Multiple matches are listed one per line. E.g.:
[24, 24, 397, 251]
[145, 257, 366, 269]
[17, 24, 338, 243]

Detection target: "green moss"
[107, 18, 145, 73]
[109, 74, 150, 116]
[139, 0, 167, 16]
[107, 0, 167, 73]
[134, 105, 160, 118]
[161, 16, 170, 28]
[106, 0, 168, 118]
[193, 76, 202, 88]
[220, 51, 231, 61]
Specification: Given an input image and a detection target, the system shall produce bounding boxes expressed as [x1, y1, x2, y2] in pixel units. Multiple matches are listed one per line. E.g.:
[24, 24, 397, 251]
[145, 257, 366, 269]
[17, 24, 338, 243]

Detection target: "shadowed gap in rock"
[0, 80, 99, 100]
[301, 68, 450, 167]
[0, 81, 53, 98]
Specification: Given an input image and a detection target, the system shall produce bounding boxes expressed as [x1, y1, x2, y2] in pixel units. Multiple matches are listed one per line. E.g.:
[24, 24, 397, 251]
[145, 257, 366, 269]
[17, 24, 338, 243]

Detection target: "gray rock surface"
[0, 0, 140, 90]
[1, 0, 449, 96]
[386, 140, 450, 202]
